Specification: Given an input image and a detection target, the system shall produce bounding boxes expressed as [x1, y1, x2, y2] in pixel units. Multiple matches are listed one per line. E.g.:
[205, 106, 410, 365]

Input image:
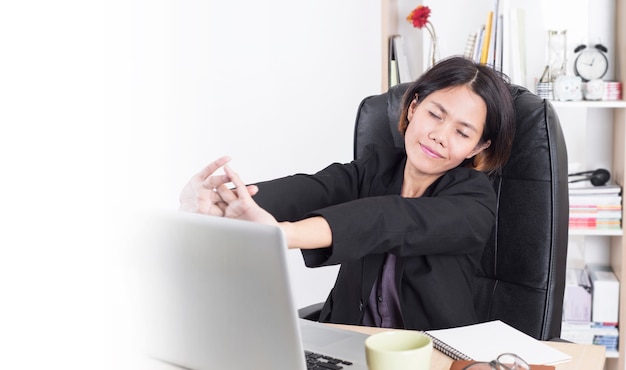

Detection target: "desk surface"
[135, 323, 606, 370]
[328, 324, 606, 370]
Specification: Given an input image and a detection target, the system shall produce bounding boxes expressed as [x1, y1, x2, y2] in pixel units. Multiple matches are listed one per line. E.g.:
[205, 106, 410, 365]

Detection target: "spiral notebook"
[423, 320, 571, 365]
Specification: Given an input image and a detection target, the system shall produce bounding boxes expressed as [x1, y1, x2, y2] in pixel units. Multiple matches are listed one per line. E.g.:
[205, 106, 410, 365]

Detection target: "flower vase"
[428, 37, 439, 68]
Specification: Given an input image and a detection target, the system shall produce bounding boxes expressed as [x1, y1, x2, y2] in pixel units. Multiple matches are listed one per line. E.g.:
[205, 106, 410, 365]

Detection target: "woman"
[179, 56, 516, 331]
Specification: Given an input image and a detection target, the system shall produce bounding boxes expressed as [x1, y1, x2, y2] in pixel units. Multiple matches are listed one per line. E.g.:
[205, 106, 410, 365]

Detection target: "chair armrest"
[298, 302, 324, 321]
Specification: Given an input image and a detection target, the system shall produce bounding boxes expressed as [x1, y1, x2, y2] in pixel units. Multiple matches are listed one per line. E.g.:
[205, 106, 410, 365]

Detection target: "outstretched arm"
[221, 165, 332, 250]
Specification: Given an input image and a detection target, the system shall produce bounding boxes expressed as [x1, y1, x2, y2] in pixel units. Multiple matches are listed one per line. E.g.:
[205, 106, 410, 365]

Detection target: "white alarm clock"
[573, 44, 609, 82]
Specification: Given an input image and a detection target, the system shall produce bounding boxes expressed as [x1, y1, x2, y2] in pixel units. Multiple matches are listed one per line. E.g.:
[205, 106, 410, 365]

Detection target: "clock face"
[574, 48, 608, 81]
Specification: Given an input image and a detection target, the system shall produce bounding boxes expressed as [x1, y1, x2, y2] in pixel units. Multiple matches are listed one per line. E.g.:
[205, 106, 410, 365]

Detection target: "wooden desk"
[134, 323, 606, 370]
[328, 324, 606, 370]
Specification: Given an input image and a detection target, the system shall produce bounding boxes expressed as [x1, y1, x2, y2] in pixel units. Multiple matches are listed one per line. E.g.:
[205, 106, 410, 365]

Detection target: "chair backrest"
[353, 83, 569, 340]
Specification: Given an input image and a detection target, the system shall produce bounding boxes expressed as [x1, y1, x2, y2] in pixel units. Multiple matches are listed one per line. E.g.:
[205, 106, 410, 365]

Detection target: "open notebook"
[423, 320, 571, 365]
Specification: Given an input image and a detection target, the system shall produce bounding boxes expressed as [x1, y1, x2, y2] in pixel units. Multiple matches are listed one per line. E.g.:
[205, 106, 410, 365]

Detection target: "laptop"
[131, 210, 370, 370]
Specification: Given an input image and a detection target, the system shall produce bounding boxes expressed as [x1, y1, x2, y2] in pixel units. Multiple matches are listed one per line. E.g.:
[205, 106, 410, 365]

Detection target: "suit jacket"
[253, 144, 496, 331]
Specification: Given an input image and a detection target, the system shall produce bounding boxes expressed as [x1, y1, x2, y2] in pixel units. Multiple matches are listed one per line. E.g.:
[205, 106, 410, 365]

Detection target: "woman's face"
[404, 85, 490, 179]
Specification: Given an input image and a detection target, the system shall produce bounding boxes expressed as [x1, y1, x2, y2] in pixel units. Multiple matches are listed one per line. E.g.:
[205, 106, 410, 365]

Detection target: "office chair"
[298, 83, 569, 341]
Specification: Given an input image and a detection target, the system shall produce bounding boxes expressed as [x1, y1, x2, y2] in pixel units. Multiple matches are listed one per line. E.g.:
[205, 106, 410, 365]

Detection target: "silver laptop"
[132, 210, 369, 370]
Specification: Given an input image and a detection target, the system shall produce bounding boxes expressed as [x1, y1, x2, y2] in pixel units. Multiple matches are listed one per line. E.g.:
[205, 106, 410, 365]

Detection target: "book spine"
[480, 11, 494, 64]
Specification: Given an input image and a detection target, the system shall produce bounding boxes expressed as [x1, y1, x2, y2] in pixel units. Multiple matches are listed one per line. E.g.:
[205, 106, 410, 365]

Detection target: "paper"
[426, 320, 571, 365]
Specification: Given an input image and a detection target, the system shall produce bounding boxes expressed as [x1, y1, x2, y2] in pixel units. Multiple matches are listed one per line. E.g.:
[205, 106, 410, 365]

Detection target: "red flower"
[407, 5, 431, 29]
[406, 5, 438, 67]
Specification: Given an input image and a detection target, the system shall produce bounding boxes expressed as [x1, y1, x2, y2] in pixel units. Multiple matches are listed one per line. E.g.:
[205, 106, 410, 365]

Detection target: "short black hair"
[398, 56, 515, 174]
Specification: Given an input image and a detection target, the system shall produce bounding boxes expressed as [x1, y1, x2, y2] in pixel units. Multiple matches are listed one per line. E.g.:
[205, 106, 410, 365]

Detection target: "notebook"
[131, 210, 370, 370]
[423, 320, 571, 365]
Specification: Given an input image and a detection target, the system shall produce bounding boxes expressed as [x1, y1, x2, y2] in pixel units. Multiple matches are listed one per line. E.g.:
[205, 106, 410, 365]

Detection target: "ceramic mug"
[365, 330, 433, 370]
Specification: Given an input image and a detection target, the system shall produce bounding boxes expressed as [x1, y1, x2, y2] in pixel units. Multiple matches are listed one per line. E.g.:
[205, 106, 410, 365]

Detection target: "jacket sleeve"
[251, 163, 358, 221]
[303, 167, 496, 267]
[251, 147, 392, 221]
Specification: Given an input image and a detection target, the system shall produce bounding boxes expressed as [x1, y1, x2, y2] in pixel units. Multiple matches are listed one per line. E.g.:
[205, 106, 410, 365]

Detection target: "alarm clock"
[573, 44, 609, 82]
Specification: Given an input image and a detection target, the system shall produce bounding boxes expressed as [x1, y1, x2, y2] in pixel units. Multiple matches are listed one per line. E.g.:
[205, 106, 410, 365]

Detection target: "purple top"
[361, 253, 405, 328]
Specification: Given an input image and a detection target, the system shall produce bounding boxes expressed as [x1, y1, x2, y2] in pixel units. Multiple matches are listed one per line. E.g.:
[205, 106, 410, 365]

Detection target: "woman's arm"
[223, 165, 333, 250]
[279, 217, 332, 250]
[304, 167, 497, 266]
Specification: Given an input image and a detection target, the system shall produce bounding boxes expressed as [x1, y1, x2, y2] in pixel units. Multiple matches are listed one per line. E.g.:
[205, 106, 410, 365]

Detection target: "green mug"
[365, 330, 433, 370]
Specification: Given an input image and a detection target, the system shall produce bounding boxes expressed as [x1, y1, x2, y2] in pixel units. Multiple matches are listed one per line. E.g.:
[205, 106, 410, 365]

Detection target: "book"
[504, 7, 526, 86]
[569, 195, 622, 205]
[491, 0, 500, 69]
[561, 322, 619, 352]
[388, 35, 399, 88]
[494, 14, 504, 72]
[463, 31, 478, 60]
[568, 185, 622, 230]
[423, 320, 571, 365]
[568, 183, 621, 195]
[563, 268, 591, 322]
[392, 35, 412, 83]
[586, 264, 620, 325]
[479, 11, 494, 64]
[473, 26, 485, 63]
[388, 35, 412, 87]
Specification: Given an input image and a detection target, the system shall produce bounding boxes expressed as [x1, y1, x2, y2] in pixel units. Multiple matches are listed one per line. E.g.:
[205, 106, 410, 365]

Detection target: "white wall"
[1, 0, 381, 368]
[104, 3, 383, 364]
[108, 0, 382, 312]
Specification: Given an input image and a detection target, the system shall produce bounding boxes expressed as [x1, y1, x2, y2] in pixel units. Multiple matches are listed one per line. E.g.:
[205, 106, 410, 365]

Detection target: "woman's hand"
[216, 165, 279, 227]
[178, 156, 261, 216]
[179, 156, 277, 226]
[179, 157, 332, 249]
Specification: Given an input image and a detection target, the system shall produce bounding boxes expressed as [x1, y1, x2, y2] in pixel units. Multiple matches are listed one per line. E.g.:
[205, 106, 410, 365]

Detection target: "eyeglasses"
[462, 353, 530, 370]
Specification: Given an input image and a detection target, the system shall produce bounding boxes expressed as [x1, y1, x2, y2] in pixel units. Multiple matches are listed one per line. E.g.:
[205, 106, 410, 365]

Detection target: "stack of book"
[603, 81, 622, 101]
[569, 184, 622, 231]
[561, 322, 619, 353]
[463, 7, 503, 71]
[561, 266, 620, 354]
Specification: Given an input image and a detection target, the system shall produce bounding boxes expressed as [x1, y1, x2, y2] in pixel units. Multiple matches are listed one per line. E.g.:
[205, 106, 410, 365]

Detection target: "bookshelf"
[380, 0, 625, 368]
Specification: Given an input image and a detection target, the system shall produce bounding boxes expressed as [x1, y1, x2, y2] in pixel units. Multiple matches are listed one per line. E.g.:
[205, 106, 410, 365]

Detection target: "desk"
[328, 324, 606, 370]
[136, 323, 606, 370]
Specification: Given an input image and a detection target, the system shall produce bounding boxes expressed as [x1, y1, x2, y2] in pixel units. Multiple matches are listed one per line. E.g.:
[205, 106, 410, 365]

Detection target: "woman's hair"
[398, 56, 515, 175]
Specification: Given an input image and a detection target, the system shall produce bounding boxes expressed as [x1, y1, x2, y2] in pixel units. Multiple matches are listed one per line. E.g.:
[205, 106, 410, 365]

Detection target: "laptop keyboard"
[305, 350, 353, 369]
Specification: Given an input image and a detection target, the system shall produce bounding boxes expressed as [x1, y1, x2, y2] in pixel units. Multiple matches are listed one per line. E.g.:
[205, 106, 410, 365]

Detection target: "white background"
[105, 1, 382, 366]
[1, 0, 381, 368]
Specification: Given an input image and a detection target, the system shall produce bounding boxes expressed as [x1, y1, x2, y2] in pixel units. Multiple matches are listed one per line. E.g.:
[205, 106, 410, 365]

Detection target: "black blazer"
[253, 144, 496, 330]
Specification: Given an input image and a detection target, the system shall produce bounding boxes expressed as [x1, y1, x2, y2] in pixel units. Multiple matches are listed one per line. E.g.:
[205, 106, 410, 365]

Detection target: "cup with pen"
[536, 30, 567, 100]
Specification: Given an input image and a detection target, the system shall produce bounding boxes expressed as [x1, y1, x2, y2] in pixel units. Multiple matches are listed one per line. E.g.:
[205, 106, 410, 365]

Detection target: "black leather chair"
[298, 83, 569, 341]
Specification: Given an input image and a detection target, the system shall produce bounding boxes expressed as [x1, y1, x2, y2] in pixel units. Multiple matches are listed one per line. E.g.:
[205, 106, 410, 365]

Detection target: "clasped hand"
[179, 156, 278, 227]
